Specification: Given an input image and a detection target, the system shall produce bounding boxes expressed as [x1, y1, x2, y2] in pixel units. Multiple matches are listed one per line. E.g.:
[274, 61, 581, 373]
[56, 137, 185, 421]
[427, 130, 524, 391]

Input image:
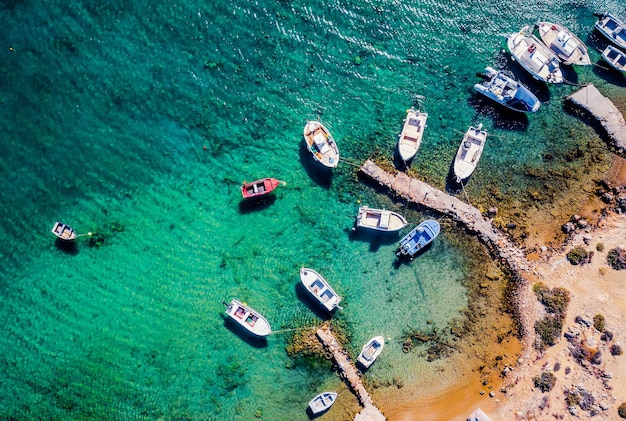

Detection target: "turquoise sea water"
[1, 0, 625, 420]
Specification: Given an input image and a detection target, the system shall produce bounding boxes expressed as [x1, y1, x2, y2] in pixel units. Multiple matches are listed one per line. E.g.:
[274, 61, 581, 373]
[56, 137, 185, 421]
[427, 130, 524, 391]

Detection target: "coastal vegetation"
[566, 246, 589, 265]
[593, 314, 605, 332]
[533, 282, 570, 350]
[533, 371, 556, 392]
[607, 247, 626, 270]
[619, 402, 626, 418]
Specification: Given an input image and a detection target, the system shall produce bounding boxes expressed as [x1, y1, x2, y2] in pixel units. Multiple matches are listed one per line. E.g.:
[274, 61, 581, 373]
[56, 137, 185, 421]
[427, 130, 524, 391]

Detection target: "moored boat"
[474, 66, 540, 113]
[602, 45, 626, 73]
[303, 120, 340, 168]
[397, 108, 428, 162]
[453, 124, 487, 182]
[354, 206, 408, 232]
[241, 178, 282, 199]
[300, 268, 342, 312]
[51, 222, 77, 241]
[224, 299, 272, 337]
[396, 219, 440, 259]
[357, 336, 385, 369]
[595, 13, 626, 51]
[536, 22, 591, 66]
[307, 391, 337, 415]
[507, 27, 564, 83]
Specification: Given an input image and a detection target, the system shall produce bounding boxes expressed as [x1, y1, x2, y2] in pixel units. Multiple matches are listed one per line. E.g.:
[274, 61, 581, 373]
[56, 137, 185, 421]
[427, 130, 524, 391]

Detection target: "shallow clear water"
[1, 0, 624, 419]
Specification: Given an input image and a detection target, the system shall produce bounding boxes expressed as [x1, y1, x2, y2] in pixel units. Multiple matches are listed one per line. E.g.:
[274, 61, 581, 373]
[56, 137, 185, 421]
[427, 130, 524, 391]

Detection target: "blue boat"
[396, 220, 440, 259]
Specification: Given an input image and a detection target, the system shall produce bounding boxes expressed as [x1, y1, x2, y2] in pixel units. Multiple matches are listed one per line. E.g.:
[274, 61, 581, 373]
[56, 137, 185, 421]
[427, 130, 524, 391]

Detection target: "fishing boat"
[397, 109, 428, 162]
[474, 66, 540, 113]
[354, 206, 408, 232]
[357, 336, 385, 369]
[303, 120, 340, 168]
[595, 13, 626, 51]
[536, 22, 591, 66]
[240, 178, 282, 199]
[300, 268, 342, 312]
[453, 124, 487, 182]
[396, 219, 440, 259]
[224, 299, 271, 337]
[507, 27, 564, 84]
[602, 45, 626, 73]
[51, 222, 77, 241]
[307, 391, 338, 415]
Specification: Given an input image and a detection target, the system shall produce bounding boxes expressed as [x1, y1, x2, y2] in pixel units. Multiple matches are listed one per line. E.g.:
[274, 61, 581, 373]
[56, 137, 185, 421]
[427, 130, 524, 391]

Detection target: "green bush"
[607, 248, 626, 270]
[593, 314, 605, 332]
[567, 246, 589, 265]
[619, 402, 626, 418]
[596, 243, 604, 252]
[533, 371, 556, 392]
[535, 316, 563, 349]
[533, 283, 570, 316]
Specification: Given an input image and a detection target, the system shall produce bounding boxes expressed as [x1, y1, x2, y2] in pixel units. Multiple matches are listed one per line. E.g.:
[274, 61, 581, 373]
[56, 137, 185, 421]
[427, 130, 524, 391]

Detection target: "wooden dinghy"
[354, 206, 407, 232]
[398, 108, 428, 162]
[307, 391, 337, 415]
[453, 124, 487, 182]
[357, 335, 385, 369]
[241, 178, 282, 199]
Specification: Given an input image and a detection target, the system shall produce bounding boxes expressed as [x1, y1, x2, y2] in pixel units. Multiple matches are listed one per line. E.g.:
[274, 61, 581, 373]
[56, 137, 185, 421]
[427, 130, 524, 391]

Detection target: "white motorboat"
[307, 391, 337, 415]
[397, 108, 428, 162]
[224, 299, 272, 337]
[300, 268, 342, 312]
[536, 22, 591, 66]
[474, 67, 540, 113]
[357, 335, 385, 369]
[303, 120, 340, 168]
[507, 27, 564, 83]
[453, 124, 487, 182]
[354, 206, 408, 232]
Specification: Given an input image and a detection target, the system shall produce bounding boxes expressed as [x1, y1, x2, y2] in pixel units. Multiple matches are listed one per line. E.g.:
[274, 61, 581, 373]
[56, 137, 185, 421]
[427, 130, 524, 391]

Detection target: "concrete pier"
[567, 84, 626, 155]
[359, 160, 537, 342]
[316, 324, 386, 421]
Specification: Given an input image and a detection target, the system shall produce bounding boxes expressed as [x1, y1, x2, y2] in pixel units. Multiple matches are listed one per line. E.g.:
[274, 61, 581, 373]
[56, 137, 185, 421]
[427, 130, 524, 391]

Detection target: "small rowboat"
[300, 268, 342, 312]
[398, 108, 428, 162]
[303, 120, 340, 168]
[241, 178, 282, 199]
[308, 391, 337, 415]
[51, 222, 77, 241]
[357, 336, 385, 369]
[224, 299, 271, 337]
[354, 206, 407, 232]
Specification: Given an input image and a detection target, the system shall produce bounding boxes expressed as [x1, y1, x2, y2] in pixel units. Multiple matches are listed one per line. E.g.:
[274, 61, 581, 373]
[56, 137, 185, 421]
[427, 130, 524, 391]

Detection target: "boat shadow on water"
[298, 141, 333, 189]
[294, 283, 337, 321]
[238, 195, 277, 214]
[467, 94, 530, 132]
[222, 317, 269, 348]
[347, 226, 400, 252]
[54, 238, 79, 255]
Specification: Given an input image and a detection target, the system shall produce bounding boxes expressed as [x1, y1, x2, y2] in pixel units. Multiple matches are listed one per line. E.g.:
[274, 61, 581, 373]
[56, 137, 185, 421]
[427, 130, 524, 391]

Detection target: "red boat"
[240, 178, 282, 199]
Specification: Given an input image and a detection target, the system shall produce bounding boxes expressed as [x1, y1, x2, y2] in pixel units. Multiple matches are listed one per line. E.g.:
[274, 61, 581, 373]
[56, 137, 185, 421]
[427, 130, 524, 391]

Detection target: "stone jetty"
[566, 84, 626, 155]
[316, 324, 387, 421]
[359, 160, 537, 342]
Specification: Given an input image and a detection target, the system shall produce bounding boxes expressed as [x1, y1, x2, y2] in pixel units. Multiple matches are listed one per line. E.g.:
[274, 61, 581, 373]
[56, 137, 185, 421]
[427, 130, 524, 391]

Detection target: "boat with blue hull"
[396, 219, 440, 259]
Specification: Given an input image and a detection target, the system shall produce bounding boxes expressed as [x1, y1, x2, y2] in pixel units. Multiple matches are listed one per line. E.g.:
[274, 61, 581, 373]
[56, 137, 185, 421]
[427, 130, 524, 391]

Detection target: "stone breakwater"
[359, 160, 541, 348]
[566, 84, 626, 156]
[316, 324, 387, 421]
